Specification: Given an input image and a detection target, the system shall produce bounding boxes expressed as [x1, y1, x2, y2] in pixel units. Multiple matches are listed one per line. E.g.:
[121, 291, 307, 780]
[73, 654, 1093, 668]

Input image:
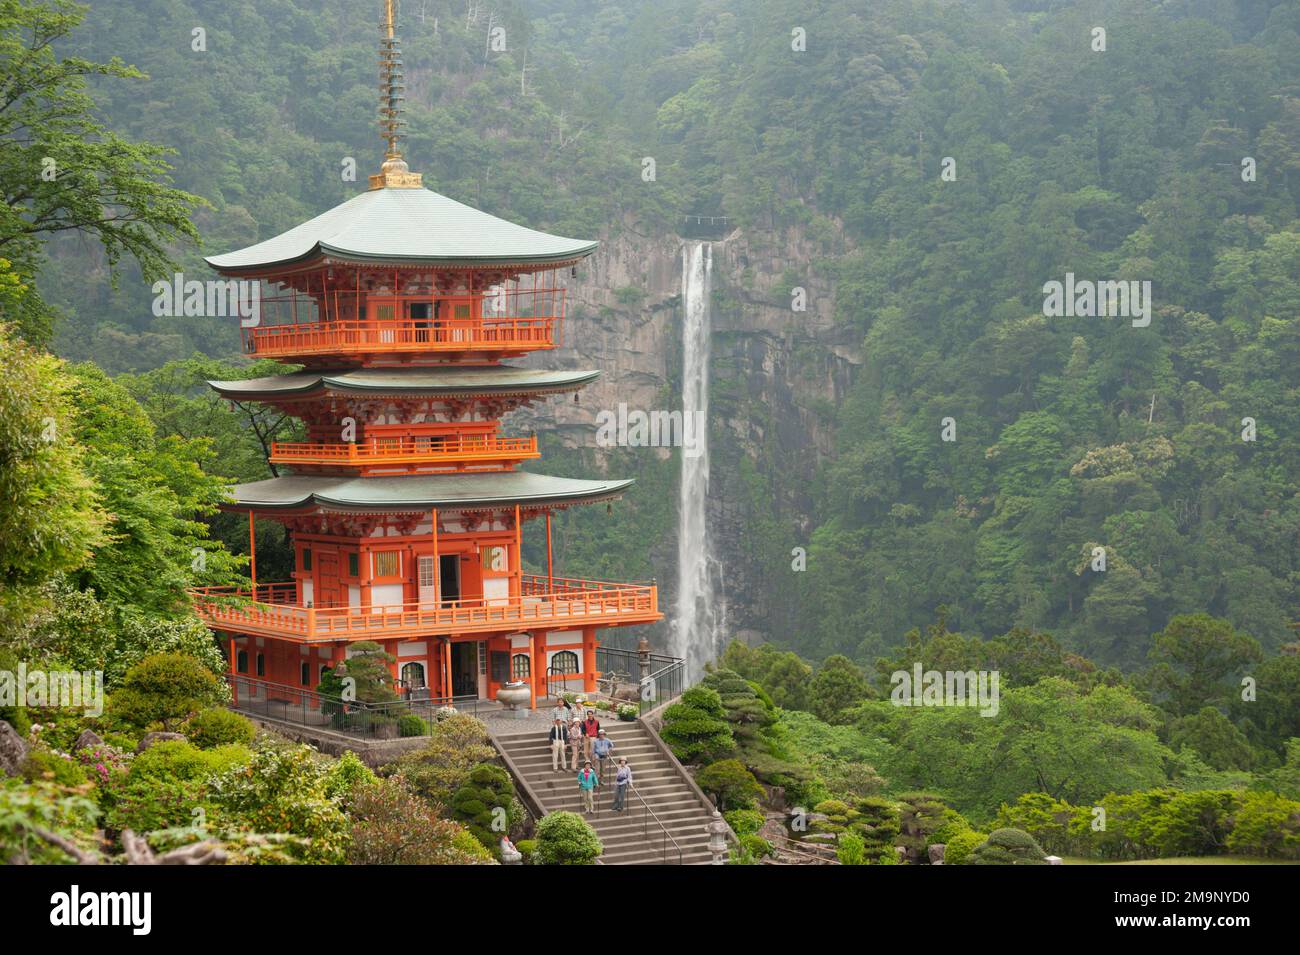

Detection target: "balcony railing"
[269, 434, 539, 470]
[192, 576, 660, 641]
[241, 317, 556, 359]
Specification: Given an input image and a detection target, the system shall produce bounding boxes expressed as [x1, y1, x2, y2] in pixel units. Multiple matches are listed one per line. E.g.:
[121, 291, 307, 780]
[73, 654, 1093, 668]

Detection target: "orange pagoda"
[191, 2, 660, 714]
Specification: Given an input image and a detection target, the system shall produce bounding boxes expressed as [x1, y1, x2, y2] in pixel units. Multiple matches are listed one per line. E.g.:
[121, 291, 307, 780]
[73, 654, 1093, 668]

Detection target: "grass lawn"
[1060, 855, 1299, 865]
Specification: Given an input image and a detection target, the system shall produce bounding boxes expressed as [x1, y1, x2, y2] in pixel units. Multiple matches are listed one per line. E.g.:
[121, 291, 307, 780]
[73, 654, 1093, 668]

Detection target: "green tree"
[1148, 614, 1262, 717]
[0, 324, 104, 630]
[694, 758, 763, 811]
[809, 655, 870, 724]
[0, 0, 205, 343]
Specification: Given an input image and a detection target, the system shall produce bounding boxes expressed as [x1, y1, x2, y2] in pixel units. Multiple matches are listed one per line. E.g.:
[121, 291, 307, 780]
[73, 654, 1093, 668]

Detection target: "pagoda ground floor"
[224, 626, 601, 712]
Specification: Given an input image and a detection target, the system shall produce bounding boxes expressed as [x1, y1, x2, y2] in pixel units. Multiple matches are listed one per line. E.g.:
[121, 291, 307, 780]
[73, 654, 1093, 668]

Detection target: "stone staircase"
[494, 720, 718, 865]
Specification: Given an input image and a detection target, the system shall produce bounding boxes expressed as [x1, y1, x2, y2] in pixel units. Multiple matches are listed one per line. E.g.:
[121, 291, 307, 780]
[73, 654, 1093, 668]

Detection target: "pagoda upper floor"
[205, 186, 596, 367]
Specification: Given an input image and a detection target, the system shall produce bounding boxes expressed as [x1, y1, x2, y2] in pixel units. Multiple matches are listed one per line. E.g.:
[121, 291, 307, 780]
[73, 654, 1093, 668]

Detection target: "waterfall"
[674, 242, 721, 681]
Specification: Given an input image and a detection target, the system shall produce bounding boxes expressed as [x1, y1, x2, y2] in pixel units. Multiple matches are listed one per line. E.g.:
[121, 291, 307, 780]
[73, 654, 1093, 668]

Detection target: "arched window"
[551, 650, 579, 674]
[401, 661, 426, 689]
[255, 653, 265, 677]
[511, 653, 531, 679]
[236, 649, 248, 674]
[301, 662, 311, 686]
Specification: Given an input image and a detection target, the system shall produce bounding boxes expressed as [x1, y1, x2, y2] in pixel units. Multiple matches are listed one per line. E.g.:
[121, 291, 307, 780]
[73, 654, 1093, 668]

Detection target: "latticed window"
[511, 653, 531, 679]
[552, 650, 579, 674]
[374, 551, 399, 577]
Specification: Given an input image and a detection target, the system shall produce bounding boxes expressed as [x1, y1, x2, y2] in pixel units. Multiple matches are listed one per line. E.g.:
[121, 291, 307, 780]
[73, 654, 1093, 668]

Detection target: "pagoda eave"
[220, 472, 634, 514]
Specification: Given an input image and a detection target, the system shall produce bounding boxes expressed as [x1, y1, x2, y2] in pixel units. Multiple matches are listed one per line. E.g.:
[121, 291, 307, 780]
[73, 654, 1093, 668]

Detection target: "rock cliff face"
[514, 224, 861, 644]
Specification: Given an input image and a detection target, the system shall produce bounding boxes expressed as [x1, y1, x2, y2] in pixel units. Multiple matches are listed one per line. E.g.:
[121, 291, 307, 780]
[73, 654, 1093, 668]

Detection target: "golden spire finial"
[370, 0, 422, 189]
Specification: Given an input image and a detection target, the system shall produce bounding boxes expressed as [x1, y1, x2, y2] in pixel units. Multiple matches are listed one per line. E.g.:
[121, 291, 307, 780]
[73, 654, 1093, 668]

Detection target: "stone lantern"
[707, 810, 729, 865]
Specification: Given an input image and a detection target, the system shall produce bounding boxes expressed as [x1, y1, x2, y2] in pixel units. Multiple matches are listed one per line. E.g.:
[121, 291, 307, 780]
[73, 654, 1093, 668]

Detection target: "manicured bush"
[449, 763, 522, 856]
[185, 707, 255, 749]
[970, 827, 1048, 865]
[850, 796, 901, 856]
[812, 798, 855, 832]
[398, 713, 430, 737]
[516, 838, 537, 863]
[740, 833, 773, 858]
[660, 686, 734, 762]
[108, 653, 225, 730]
[695, 759, 763, 810]
[533, 811, 602, 865]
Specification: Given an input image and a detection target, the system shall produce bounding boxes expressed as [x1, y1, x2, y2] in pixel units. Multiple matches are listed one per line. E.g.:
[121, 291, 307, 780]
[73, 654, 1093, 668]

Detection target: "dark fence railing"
[593, 646, 686, 716]
[225, 674, 486, 739]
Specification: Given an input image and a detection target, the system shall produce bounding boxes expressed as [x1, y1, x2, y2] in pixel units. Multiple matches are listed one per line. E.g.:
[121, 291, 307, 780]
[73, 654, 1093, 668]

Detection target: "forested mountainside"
[35, 0, 1300, 669]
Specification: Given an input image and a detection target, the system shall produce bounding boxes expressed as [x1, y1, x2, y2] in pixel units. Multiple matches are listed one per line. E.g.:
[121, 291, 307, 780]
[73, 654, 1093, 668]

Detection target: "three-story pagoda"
[192, 3, 660, 710]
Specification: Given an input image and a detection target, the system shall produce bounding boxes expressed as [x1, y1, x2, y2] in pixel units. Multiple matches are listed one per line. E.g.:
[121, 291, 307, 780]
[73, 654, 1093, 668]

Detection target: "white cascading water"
[674, 242, 720, 681]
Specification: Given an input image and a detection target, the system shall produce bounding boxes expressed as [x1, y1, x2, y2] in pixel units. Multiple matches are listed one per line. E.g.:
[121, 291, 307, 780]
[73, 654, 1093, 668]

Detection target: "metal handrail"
[625, 781, 683, 865]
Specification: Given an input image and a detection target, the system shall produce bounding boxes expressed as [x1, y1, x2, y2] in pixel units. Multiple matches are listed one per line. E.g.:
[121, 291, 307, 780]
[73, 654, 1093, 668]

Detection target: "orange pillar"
[228, 637, 238, 703]
[443, 639, 452, 701]
[514, 504, 523, 597]
[545, 511, 554, 592]
[431, 508, 439, 604]
[583, 626, 597, 693]
[528, 632, 537, 709]
[248, 512, 257, 598]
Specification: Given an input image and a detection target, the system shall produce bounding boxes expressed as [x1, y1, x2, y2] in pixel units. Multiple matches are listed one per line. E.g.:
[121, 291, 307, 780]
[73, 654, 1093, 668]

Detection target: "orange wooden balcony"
[241, 317, 556, 359]
[191, 574, 661, 642]
[269, 434, 540, 472]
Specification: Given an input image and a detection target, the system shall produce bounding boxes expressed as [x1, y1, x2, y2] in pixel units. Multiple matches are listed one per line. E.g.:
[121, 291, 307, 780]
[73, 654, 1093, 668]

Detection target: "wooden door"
[317, 552, 340, 607]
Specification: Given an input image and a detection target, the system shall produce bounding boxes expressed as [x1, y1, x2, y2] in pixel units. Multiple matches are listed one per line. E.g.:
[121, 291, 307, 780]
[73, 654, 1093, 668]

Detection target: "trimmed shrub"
[109, 653, 225, 730]
[449, 763, 522, 855]
[660, 686, 734, 763]
[516, 838, 537, 863]
[971, 827, 1048, 865]
[397, 713, 429, 738]
[185, 707, 255, 749]
[740, 833, 773, 858]
[533, 811, 602, 865]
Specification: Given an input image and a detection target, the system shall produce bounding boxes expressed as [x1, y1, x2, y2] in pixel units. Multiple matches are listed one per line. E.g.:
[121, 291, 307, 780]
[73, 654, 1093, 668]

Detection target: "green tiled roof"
[208, 365, 599, 400]
[205, 187, 598, 271]
[224, 471, 633, 513]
